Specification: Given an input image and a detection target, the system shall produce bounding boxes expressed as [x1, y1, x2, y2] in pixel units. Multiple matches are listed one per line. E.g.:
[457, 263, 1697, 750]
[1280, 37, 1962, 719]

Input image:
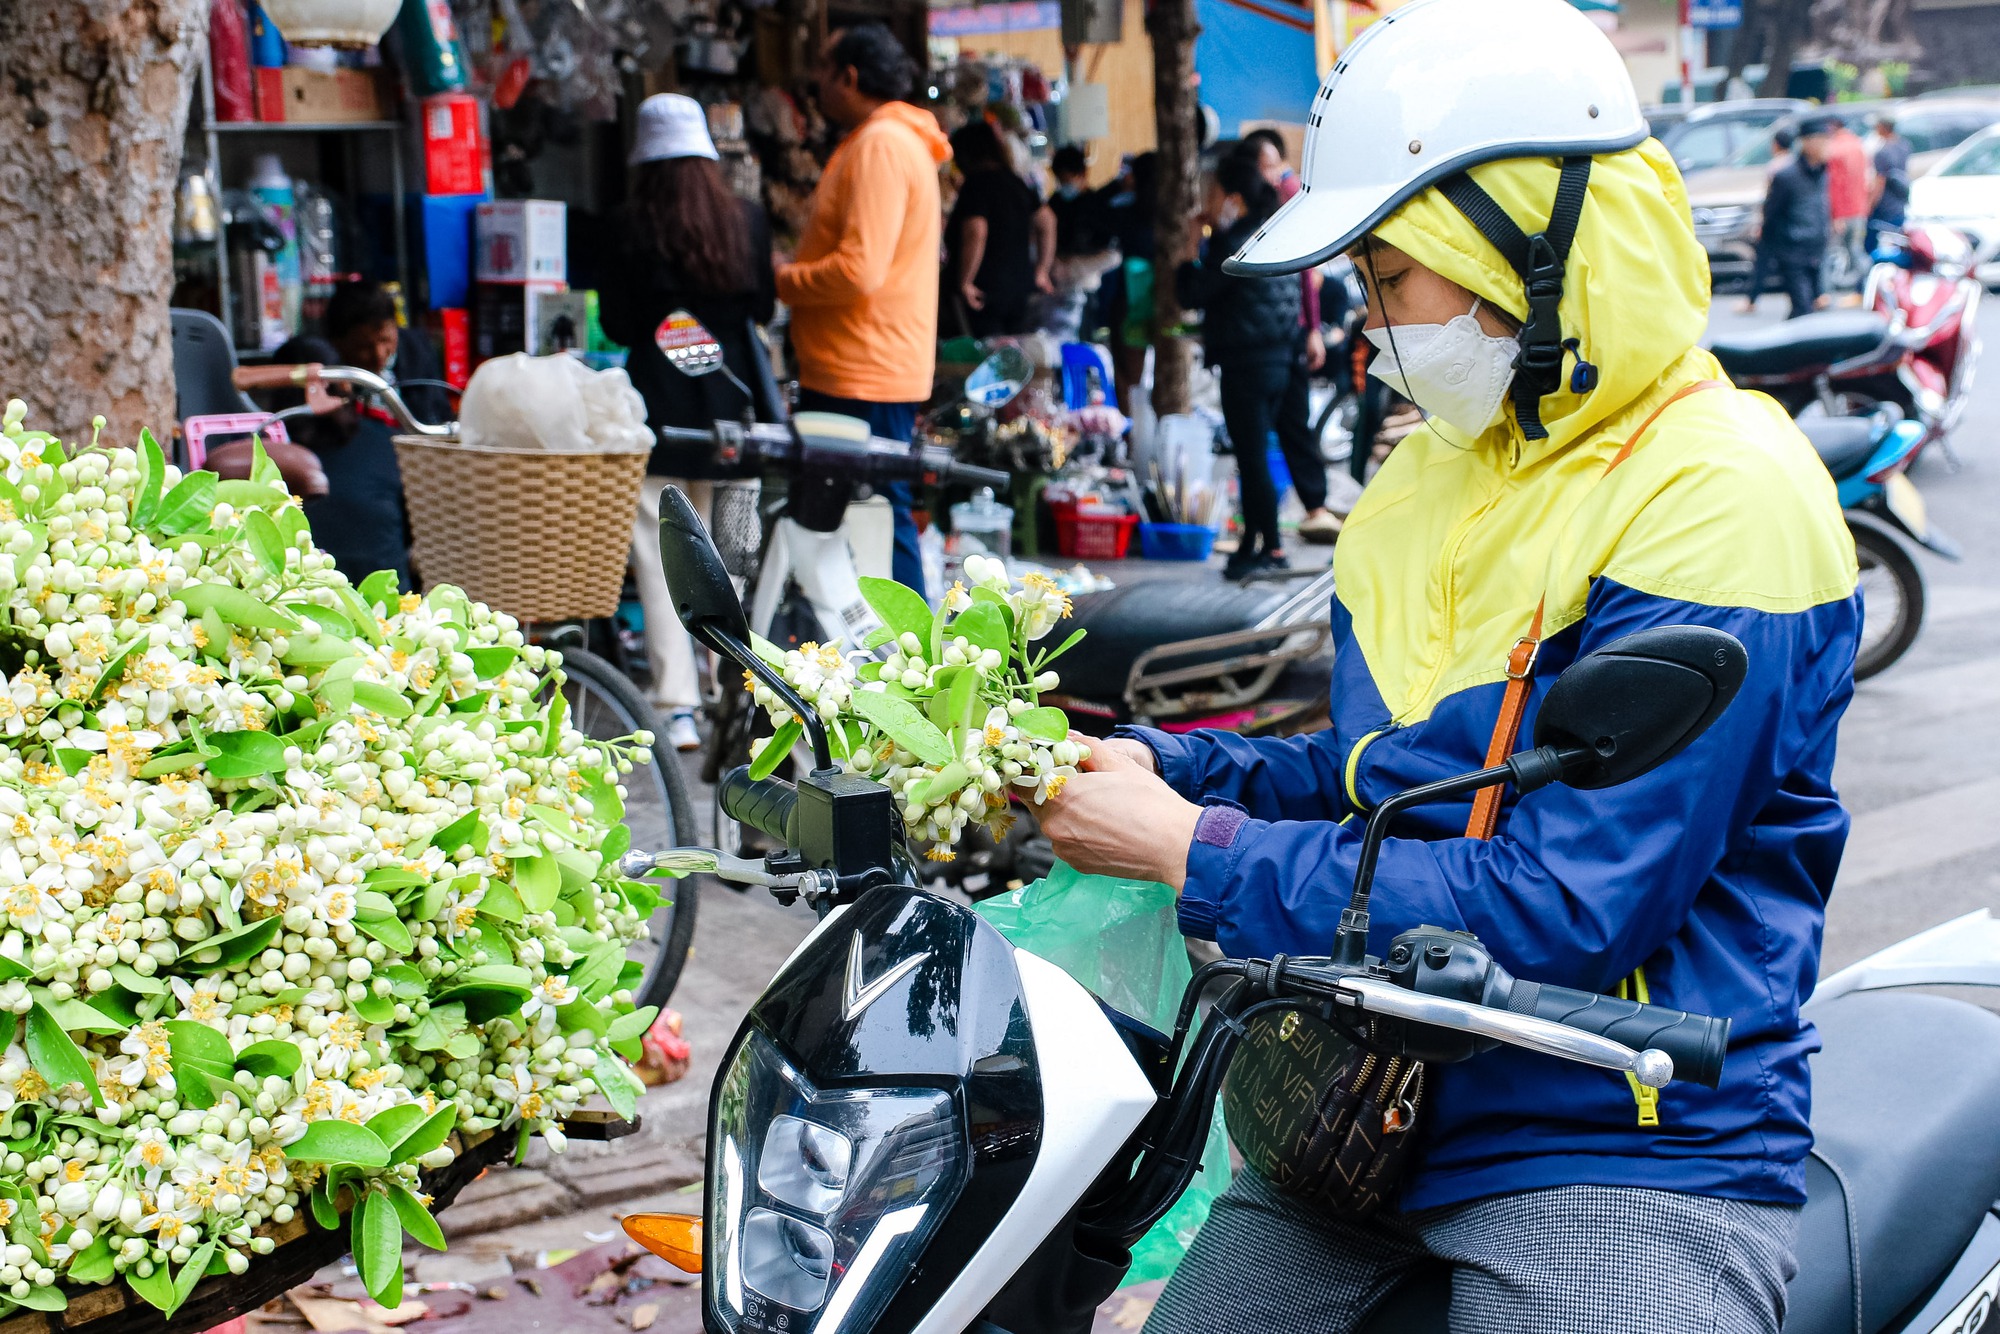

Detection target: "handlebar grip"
[719, 765, 798, 847]
[1514, 982, 1729, 1088]
[233, 364, 320, 390]
[656, 425, 714, 445]
[950, 462, 1012, 489]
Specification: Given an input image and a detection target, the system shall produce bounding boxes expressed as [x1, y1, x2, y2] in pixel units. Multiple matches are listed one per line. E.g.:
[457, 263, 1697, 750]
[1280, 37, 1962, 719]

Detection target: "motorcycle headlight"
[709, 1031, 968, 1333]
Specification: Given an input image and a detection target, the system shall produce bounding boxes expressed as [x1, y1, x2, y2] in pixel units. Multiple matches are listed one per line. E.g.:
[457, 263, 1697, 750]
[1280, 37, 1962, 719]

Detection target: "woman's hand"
[1040, 734, 1197, 889]
[961, 278, 987, 311]
[1304, 327, 1327, 372]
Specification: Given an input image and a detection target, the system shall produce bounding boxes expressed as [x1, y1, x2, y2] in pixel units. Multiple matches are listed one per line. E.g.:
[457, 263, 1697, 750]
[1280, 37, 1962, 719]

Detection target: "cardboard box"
[254, 67, 388, 124]
[418, 192, 486, 312]
[422, 94, 486, 195]
[475, 199, 566, 285]
[472, 281, 567, 362]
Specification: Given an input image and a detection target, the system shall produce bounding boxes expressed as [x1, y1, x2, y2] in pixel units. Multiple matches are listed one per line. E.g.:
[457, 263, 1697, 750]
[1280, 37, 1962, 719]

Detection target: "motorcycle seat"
[1796, 416, 1880, 479]
[1056, 578, 1299, 702]
[1708, 311, 1890, 379]
[1784, 990, 2000, 1334]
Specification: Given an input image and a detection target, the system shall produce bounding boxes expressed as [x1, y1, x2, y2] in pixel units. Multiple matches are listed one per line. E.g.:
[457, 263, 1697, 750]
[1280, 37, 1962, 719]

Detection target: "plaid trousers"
[1145, 1168, 1799, 1334]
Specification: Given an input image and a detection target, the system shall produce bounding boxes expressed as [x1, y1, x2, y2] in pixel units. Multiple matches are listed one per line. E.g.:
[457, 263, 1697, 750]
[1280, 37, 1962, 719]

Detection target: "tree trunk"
[0, 0, 208, 443]
[1759, 0, 1814, 95]
[1147, 0, 1200, 418]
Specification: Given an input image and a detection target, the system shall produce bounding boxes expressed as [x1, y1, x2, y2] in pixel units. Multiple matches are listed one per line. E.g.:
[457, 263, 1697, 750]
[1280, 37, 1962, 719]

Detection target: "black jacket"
[1177, 215, 1303, 369]
[1759, 158, 1831, 262]
[598, 199, 782, 478]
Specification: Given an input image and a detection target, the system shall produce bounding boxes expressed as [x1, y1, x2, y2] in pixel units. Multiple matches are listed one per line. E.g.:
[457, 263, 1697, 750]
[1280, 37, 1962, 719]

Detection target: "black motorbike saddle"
[1709, 310, 1890, 379]
[1055, 577, 1298, 703]
[1353, 990, 2000, 1334]
[1797, 415, 1880, 479]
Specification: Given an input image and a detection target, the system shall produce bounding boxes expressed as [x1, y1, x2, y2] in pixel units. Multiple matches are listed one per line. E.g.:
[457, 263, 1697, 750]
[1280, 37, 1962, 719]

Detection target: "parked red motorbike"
[1709, 224, 1981, 463]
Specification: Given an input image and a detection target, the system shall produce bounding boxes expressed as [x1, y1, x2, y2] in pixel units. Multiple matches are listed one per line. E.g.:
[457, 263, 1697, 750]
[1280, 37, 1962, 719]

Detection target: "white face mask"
[1364, 298, 1522, 437]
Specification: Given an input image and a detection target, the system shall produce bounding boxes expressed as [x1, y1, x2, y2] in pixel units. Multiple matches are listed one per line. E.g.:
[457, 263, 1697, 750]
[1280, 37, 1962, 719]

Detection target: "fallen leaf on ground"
[629, 1303, 659, 1330]
[290, 1295, 395, 1334]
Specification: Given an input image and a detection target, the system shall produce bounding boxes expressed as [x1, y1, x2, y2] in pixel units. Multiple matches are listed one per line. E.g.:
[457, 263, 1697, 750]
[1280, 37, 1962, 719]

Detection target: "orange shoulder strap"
[1463, 379, 1724, 840]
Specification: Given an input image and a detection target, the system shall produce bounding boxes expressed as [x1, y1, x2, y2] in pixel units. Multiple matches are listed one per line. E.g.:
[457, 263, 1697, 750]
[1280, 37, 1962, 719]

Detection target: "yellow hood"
[1374, 139, 1711, 460]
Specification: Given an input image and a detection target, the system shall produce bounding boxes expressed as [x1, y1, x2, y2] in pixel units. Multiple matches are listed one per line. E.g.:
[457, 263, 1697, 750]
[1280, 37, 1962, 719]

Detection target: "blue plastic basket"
[1138, 522, 1218, 562]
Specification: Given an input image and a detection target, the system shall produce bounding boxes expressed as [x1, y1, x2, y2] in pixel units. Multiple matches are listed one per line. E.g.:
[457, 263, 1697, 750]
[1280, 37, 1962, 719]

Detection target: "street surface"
[431, 301, 2000, 1331]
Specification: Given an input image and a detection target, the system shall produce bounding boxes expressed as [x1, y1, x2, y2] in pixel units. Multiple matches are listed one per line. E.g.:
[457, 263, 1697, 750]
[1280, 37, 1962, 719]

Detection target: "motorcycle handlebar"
[719, 766, 799, 847]
[1509, 981, 1729, 1090]
[656, 423, 1010, 490]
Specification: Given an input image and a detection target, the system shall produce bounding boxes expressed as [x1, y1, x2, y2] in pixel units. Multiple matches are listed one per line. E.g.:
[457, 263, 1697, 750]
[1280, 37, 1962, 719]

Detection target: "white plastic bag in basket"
[458, 353, 653, 452]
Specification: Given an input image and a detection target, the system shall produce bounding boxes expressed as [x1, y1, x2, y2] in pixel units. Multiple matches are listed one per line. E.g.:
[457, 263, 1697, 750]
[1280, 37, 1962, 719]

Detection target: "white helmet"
[1226, 0, 1646, 277]
[1225, 0, 1647, 439]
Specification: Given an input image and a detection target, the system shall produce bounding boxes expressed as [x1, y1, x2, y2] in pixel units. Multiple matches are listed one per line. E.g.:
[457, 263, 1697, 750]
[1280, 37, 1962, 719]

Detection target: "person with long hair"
[944, 119, 1055, 337]
[600, 93, 780, 753]
[1176, 147, 1305, 580]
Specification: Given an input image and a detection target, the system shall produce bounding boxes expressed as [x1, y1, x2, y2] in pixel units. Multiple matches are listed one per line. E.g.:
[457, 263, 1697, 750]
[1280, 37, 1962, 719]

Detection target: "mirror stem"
[1334, 761, 1513, 966]
[707, 626, 836, 773]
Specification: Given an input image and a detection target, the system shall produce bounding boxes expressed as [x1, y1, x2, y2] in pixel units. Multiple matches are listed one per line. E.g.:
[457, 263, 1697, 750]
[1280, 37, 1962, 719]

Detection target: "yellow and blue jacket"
[1131, 142, 1861, 1211]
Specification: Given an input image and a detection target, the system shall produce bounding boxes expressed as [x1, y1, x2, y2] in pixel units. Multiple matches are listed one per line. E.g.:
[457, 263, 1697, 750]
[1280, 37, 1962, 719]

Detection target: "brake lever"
[618, 848, 839, 907]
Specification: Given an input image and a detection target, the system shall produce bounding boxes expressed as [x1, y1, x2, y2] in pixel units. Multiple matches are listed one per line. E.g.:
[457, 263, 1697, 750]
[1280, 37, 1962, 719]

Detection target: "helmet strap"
[1435, 155, 1596, 440]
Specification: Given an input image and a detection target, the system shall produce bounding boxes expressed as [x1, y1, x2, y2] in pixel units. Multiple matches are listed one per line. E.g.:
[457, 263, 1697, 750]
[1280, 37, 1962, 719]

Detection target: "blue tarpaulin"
[1194, 0, 1320, 133]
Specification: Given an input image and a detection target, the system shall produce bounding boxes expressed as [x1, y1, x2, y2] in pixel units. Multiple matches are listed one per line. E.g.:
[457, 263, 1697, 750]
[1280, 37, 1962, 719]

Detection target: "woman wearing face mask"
[1039, 0, 1859, 1327]
[1177, 146, 1305, 580]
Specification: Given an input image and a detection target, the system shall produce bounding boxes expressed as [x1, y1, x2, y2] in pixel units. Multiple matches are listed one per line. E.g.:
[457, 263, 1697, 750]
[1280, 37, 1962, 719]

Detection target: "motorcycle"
[1796, 409, 1960, 680]
[617, 494, 2000, 1334]
[1708, 225, 1981, 465]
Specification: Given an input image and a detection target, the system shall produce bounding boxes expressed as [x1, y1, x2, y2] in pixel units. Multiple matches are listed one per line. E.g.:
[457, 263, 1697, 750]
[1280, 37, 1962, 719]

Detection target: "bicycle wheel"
[1851, 522, 1925, 681]
[549, 646, 700, 1008]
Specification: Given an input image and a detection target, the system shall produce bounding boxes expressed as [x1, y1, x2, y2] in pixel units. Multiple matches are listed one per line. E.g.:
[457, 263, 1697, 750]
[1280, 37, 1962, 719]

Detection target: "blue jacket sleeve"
[1176, 580, 1857, 992]
[1117, 723, 1355, 825]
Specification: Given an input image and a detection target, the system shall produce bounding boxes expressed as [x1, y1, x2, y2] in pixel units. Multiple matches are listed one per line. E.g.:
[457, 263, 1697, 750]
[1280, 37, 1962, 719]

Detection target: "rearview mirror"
[964, 346, 1033, 408]
[655, 310, 725, 378]
[1533, 625, 1748, 790]
[658, 484, 751, 653]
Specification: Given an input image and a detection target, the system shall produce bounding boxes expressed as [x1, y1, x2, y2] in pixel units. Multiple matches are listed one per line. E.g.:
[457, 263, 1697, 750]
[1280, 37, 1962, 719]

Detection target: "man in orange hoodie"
[778, 24, 951, 597]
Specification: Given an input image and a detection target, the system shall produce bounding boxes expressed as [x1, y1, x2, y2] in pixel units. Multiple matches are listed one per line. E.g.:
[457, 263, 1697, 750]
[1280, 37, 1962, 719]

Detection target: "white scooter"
[623, 490, 2000, 1334]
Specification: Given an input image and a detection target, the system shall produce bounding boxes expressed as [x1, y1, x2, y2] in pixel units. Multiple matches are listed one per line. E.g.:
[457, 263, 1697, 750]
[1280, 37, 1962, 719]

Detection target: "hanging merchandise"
[295, 184, 340, 311]
[396, 0, 471, 96]
[209, 0, 256, 121]
[247, 1, 288, 66]
[174, 173, 221, 247]
[248, 154, 303, 348]
[259, 0, 401, 46]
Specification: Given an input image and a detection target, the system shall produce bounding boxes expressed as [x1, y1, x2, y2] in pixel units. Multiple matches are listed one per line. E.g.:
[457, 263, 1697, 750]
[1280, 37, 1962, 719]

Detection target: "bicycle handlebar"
[232, 363, 455, 437]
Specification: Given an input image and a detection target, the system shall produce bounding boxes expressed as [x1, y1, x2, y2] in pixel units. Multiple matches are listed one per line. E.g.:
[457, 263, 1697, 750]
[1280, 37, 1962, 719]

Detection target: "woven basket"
[393, 436, 652, 623]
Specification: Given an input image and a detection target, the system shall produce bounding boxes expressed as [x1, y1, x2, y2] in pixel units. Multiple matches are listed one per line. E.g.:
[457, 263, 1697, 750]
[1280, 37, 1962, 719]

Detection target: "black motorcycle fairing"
[1056, 578, 1296, 703]
[731, 885, 1043, 1334]
[1709, 310, 1891, 380]
[1796, 415, 1880, 478]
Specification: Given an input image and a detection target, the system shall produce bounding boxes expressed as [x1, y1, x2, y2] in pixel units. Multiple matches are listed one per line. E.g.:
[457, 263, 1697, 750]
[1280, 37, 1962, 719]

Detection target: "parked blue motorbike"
[1797, 409, 1959, 679]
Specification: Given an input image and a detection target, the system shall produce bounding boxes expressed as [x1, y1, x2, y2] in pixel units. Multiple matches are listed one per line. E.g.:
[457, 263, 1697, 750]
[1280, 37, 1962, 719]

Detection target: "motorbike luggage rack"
[1124, 567, 1335, 723]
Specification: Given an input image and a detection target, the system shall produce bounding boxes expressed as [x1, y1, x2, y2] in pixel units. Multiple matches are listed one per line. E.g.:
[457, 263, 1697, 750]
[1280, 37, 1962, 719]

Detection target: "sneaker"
[665, 710, 702, 753]
[1222, 548, 1263, 582]
[1298, 508, 1342, 545]
[1258, 550, 1293, 574]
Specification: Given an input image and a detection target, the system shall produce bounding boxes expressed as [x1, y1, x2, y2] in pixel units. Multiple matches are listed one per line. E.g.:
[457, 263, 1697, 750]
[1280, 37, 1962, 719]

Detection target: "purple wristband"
[1193, 803, 1250, 849]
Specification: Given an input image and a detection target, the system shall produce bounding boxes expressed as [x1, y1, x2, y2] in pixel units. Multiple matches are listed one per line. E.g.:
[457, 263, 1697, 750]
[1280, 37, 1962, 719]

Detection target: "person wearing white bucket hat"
[1036, 0, 1860, 1327]
[601, 93, 780, 752]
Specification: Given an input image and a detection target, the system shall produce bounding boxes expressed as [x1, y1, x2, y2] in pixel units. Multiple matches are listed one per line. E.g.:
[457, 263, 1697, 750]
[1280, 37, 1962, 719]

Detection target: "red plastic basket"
[1050, 500, 1139, 560]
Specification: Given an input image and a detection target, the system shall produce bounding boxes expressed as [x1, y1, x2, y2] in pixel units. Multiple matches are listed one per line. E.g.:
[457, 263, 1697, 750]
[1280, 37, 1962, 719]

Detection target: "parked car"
[1686, 99, 2000, 289]
[1653, 98, 1809, 174]
[1907, 124, 2000, 286]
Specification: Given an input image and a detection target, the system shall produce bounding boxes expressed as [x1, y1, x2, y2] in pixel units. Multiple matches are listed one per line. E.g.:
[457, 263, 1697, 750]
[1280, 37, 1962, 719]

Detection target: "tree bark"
[0, 0, 208, 442]
[1147, 0, 1200, 418]
[1759, 0, 1815, 95]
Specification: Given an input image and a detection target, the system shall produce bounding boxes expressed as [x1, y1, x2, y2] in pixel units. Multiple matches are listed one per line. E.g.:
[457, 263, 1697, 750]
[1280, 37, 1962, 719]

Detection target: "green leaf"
[352, 991, 397, 1025]
[608, 1005, 660, 1044]
[87, 637, 145, 705]
[389, 1184, 447, 1251]
[863, 624, 898, 650]
[0, 1013, 15, 1052]
[946, 668, 979, 736]
[849, 689, 954, 766]
[173, 1240, 217, 1312]
[424, 811, 482, 858]
[570, 943, 626, 1003]
[859, 575, 933, 642]
[251, 437, 283, 488]
[25, 1003, 102, 1107]
[917, 760, 972, 805]
[180, 916, 282, 970]
[139, 750, 206, 778]
[131, 429, 167, 528]
[278, 502, 310, 549]
[403, 1002, 467, 1052]
[1014, 705, 1071, 743]
[233, 987, 307, 1017]
[360, 569, 404, 616]
[173, 583, 299, 632]
[243, 508, 286, 578]
[390, 1104, 458, 1164]
[40, 995, 122, 1034]
[11, 1283, 66, 1312]
[152, 470, 218, 536]
[750, 716, 802, 780]
[557, 998, 609, 1038]
[1038, 625, 1088, 665]
[0, 955, 28, 983]
[284, 602, 354, 639]
[285, 1119, 390, 1167]
[515, 853, 560, 914]
[468, 646, 518, 678]
[444, 1030, 483, 1060]
[600, 822, 632, 865]
[526, 803, 584, 846]
[949, 601, 1011, 657]
[541, 678, 569, 757]
[358, 916, 415, 956]
[365, 1104, 429, 1153]
[235, 1040, 301, 1079]
[382, 963, 428, 999]
[282, 633, 356, 668]
[352, 681, 415, 718]
[475, 878, 523, 923]
[203, 729, 289, 780]
[599, 1059, 641, 1121]
[214, 478, 285, 509]
[53, 747, 92, 777]
[84, 988, 141, 1028]
[65, 1232, 115, 1285]
[167, 1019, 235, 1068]
[310, 1181, 341, 1231]
[355, 890, 398, 921]
[431, 981, 531, 1025]
[556, 850, 601, 895]
[125, 1261, 177, 1314]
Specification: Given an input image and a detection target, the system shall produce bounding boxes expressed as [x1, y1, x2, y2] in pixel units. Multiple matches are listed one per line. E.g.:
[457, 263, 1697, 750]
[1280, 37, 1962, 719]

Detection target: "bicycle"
[230, 361, 701, 1008]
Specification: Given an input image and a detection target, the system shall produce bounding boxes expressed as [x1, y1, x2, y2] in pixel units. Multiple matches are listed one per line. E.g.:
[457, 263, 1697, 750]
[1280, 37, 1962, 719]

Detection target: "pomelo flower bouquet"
[0, 403, 662, 1322]
[742, 554, 1089, 861]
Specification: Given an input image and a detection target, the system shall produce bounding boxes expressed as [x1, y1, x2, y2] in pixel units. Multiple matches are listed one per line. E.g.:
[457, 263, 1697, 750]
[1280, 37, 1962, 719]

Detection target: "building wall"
[944, 0, 1157, 184]
[1911, 0, 2000, 90]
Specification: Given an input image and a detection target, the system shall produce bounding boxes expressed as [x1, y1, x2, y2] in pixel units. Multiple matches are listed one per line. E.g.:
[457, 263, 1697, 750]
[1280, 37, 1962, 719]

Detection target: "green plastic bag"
[976, 861, 1231, 1285]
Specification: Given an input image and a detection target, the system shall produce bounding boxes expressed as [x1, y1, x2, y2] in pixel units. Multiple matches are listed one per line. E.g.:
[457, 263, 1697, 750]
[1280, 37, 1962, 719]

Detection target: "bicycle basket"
[393, 435, 651, 622]
[710, 478, 765, 580]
